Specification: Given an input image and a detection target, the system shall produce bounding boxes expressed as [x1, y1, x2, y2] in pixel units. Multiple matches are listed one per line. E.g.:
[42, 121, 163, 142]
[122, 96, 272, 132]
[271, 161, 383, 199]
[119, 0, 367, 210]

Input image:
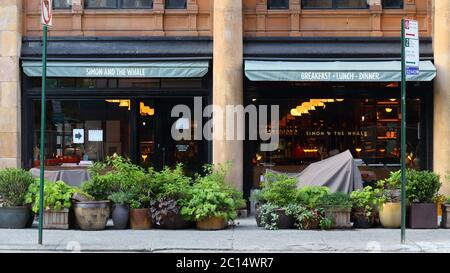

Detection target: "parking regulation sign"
[404, 19, 419, 76]
[41, 0, 53, 26]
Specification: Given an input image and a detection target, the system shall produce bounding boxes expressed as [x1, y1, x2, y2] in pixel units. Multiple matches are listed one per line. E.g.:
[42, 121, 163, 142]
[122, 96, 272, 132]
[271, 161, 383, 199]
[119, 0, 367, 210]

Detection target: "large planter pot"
[130, 208, 152, 230]
[408, 203, 438, 229]
[441, 204, 450, 228]
[325, 207, 352, 229]
[272, 208, 294, 229]
[196, 216, 228, 230]
[73, 201, 110, 230]
[112, 204, 130, 230]
[44, 209, 69, 229]
[351, 208, 377, 229]
[379, 202, 401, 228]
[0, 206, 32, 229]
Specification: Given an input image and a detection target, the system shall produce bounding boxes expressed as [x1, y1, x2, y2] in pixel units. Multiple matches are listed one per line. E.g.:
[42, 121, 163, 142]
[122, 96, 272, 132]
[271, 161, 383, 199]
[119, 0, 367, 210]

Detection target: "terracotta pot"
[196, 216, 227, 230]
[408, 203, 438, 229]
[441, 204, 450, 228]
[325, 207, 352, 229]
[73, 201, 110, 230]
[379, 202, 401, 228]
[130, 208, 152, 230]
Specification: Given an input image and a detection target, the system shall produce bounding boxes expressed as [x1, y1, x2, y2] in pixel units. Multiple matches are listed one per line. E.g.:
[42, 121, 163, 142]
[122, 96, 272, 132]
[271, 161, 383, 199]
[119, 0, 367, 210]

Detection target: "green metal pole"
[400, 18, 407, 244]
[38, 25, 48, 245]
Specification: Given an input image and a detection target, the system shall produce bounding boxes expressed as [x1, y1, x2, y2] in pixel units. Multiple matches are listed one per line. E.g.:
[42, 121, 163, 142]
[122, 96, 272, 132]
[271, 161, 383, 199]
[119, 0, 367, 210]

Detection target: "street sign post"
[400, 18, 420, 244]
[38, 0, 52, 245]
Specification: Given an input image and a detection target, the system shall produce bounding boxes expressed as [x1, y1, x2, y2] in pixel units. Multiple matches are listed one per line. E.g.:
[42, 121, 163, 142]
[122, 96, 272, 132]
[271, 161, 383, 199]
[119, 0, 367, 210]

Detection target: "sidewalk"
[0, 217, 449, 253]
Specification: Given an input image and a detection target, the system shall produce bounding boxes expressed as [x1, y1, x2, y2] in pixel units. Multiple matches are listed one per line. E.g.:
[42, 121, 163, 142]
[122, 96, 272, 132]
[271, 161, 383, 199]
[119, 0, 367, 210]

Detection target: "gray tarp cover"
[267, 150, 363, 194]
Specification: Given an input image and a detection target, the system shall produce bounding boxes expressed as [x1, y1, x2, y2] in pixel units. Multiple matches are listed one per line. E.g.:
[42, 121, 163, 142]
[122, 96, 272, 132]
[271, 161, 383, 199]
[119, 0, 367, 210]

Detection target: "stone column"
[433, 0, 450, 196]
[213, 0, 244, 191]
[0, 0, 22, 168]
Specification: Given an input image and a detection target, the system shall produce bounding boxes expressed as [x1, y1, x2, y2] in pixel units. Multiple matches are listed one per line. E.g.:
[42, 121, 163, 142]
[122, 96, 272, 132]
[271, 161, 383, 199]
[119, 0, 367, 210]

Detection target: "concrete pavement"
[0, 217, 449, 253]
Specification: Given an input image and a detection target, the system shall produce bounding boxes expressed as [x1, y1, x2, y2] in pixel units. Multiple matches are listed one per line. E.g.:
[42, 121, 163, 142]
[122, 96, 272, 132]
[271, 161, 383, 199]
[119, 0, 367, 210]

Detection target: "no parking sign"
[41, 0, 53, 26]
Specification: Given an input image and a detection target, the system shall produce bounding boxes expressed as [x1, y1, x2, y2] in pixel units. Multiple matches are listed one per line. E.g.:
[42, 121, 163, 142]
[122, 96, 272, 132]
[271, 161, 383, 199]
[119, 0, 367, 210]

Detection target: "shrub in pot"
[285, 204, 332, 230]
[128, 172, 154, 230]
[0, 168, 34, 229]
[376, 172, 402, 228]
[318, 192, 353, 229]
[350, 186, 380, 228]
[181, 164, 245, 230]
[151, 165, 193, 229]
[258, 172, 298, 229]
[441, 197, 450, 228]
[25, 179, 76, 229]
[405, 169, 441, 229]
[108, 191, 132, 229]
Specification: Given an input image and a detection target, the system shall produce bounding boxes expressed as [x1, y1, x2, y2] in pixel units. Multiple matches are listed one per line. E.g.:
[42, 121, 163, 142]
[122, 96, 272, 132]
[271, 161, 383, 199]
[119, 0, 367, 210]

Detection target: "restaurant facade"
[1, 0, 450, 198]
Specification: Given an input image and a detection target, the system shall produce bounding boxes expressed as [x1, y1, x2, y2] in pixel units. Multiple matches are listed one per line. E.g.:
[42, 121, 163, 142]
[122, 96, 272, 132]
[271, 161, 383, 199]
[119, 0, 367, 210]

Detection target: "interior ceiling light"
[336, 99, 344, 102]
[385, 108, 393, 113]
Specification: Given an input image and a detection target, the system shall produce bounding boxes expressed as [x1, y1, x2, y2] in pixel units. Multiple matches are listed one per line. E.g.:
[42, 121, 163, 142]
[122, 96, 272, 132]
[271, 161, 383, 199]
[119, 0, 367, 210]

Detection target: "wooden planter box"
[44, 209, 69, 229]
[325, 208, 352, 229]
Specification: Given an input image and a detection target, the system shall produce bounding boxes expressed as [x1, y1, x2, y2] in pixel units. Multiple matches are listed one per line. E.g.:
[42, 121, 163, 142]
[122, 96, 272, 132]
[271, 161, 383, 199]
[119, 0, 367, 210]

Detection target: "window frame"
[382, 0, 404, 9]
[53, 0, 72, 9]
[301, 0, 369, 10]
[84, 0, 154, 9]
[267, 0, 290, 10]
[165, 0, 187, 9]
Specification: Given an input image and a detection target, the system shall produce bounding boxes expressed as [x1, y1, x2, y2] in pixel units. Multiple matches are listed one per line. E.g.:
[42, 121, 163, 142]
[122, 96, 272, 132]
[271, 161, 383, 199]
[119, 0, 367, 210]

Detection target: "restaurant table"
[30, 166, 91, 188]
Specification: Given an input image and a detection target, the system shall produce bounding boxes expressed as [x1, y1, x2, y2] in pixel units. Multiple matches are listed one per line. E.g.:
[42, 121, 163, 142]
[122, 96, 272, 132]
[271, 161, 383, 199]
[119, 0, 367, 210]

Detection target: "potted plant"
[317, 192, 353, 229]
[291, 186, 332, 230]
[285, 203, 332, 230]
[25, 179, 76, 229]
[350, 186, 379, 228]
[405, 169, 441, 229]
[257, 172, 297, 229]
[128, 171, 154, 230]
[108, 191, 132, 229]
[181, 164, 245, 230]
[249, 189, 265, 227]
[376, 171, 402, 228]
[441, 197, 450, 228]
[151, 164, 193, 229]
[0, 168, 34, 229]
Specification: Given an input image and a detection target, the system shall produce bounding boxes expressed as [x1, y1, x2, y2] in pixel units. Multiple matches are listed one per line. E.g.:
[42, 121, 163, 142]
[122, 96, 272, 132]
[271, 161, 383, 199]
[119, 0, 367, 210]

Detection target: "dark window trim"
[301, 0, 369, 9]
[267, 0, 290, 10]
[382, 0, 404, 9]
[165, 0, 187, 9]
[84, 0, 154, 9]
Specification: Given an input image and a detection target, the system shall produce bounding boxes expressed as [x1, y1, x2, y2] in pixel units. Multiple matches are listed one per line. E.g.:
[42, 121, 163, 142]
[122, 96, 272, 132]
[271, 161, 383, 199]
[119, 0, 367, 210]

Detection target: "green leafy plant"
[260, 172, 297, 207]
[249, 189, 264, 203]
[108, 191, 133, 205]
[447, 197, 450, 204]
[152, 164, 192, 203]
[258, 203, 280, 230]
[0, 168, 34, 207]
[405, 169, 441, 203]
[318, 192, 352, 209]
[83, 156, 148, 200]
[350, 186, 378, 219]
[181, 163, 245, 222]
[285, 203, 331, 230]
[25, 179, 77, 213]
[376, 171, 402, 203]
[296, 186, 330, 208]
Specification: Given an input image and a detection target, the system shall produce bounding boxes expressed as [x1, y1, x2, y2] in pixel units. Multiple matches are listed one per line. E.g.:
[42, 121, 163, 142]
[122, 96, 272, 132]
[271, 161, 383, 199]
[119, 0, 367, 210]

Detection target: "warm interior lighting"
[303, 149, 319, 153]
[389, 99, 397, 102]
[355, 148, 362, 153]
[290, 108, 301, 117]
[140, 102, 155, 116]
[336, 99, 344, 102]
[385, 108, 393, 113]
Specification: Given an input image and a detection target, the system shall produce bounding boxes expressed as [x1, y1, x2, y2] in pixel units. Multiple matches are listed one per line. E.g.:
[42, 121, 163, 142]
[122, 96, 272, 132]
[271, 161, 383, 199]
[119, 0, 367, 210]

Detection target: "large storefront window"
[53, 0, 72, 9]
[165, 0, 186, 9]
[382, 0, 403, 9]
[268, 0, 289, 9]
[32, 100, 131, 167]
[251, 97, 421, 167]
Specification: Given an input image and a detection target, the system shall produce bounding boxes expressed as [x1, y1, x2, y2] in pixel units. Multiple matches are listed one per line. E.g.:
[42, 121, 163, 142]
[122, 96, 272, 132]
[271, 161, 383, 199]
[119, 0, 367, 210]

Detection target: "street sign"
[41, 0, 53, 26]
[404, 19, 419, 76]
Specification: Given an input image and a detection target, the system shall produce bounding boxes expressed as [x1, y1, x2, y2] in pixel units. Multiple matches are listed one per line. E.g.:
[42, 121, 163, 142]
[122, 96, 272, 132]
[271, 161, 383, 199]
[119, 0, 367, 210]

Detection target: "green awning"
[22, 60, 209, 78]
[245, 60, 436, 82]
